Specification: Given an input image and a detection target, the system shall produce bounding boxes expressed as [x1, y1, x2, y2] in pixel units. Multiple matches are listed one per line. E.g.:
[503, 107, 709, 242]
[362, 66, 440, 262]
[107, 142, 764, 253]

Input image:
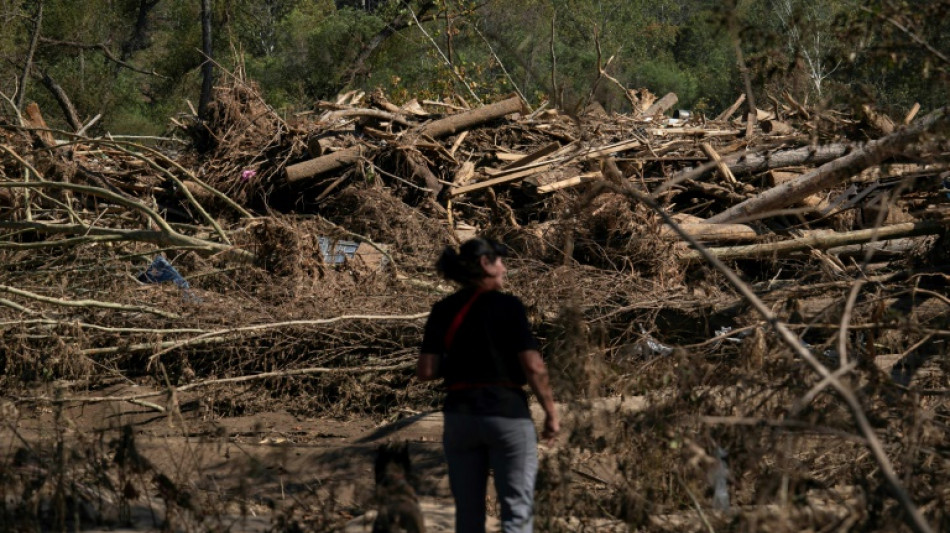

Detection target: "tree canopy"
[0, 0, 945, 134]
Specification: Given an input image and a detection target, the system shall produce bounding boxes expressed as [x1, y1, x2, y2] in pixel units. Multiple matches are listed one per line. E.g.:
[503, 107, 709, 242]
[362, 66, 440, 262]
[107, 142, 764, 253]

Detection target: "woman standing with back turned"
[417, 238, 559, 533]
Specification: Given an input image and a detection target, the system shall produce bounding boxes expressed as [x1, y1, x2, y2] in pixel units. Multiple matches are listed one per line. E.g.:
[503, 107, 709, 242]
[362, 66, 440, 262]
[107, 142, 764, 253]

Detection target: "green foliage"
[631, 59, 700, 108]
[0, 0, 945, 132]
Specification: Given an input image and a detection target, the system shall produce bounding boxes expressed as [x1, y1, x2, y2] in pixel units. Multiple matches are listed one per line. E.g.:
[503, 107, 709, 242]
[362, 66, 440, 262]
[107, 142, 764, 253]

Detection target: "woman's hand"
[542, 412, 560, 441]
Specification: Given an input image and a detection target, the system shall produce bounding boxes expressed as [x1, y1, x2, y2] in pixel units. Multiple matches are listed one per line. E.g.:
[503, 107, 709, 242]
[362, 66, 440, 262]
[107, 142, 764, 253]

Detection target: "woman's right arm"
[518, 349, 559, 440]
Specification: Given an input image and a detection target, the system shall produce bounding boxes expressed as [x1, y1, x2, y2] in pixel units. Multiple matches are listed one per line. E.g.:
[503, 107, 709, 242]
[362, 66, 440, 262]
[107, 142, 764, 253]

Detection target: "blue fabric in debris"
[138, 255, 190, 289]
[318, 237, 360, 265]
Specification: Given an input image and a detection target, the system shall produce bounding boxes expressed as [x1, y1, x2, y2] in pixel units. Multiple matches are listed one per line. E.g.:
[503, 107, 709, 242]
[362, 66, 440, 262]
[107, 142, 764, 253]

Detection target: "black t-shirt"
[421, 288, 539, 418]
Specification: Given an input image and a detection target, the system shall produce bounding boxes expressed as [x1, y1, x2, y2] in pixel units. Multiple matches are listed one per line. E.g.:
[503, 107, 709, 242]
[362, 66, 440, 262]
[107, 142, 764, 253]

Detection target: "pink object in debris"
[241, 170, 257, 181]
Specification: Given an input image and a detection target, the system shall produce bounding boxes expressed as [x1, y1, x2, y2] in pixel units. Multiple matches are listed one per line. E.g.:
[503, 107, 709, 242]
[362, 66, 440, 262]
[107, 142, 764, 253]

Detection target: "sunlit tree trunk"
[15, 0, 43, 111]
[198, 0, 213, 120]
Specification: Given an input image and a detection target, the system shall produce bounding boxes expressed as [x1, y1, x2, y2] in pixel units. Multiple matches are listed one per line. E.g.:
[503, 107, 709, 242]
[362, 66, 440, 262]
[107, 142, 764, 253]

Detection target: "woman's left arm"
[416, 352, 441, 381]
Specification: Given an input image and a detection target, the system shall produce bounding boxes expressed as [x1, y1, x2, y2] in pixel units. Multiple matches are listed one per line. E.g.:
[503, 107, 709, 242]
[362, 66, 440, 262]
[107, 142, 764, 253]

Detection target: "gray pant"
[443, 412, 538, 533]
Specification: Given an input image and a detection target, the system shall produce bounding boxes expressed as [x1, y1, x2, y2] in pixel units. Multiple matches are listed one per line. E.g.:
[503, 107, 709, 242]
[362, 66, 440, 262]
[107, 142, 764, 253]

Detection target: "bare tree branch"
[38, 37, 168, 78]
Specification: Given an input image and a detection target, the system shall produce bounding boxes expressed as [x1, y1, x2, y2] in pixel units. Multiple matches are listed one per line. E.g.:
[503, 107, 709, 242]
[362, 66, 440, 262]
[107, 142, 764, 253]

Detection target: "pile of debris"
[1, 76, 949, 530]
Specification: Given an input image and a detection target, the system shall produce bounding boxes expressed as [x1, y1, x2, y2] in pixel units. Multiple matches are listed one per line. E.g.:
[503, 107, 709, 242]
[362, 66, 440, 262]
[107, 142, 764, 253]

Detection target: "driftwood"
[715, 93, 746, 122]
[285, 146, 365, 184]
[285, 95, 526, 186]
[706, 107, 949, 224]
[668, 143, 853, 187]
[660, 222, 757, 242]
[641, 92, 678, 118]
[699, 142, 736, 183]
[682, 219, 947, 261]
[416, 95, 525, 139]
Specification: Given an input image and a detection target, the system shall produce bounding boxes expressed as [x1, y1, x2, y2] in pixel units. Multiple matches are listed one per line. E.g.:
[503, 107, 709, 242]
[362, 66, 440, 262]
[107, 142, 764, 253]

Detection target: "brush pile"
[1, 74, 948, 530]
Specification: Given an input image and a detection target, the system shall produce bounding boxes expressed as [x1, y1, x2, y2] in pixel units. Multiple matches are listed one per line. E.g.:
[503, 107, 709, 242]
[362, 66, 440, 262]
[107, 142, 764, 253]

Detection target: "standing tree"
[198, 0, 214, 121]
[16, 0, 44, 111]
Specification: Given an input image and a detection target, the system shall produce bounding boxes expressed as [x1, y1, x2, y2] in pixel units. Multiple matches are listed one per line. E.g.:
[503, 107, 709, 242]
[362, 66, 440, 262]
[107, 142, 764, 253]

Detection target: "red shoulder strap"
[443, 288, 484, 350]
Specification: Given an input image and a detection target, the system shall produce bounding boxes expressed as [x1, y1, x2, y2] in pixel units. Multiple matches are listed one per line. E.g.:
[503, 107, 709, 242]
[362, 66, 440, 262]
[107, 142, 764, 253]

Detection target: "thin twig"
[676, 475, 716, 533]
[470, 22, 528, 106]
[606, 179, 935, 533]
[0, 284, 179, 319]
[403, 1, 481, 105]
[66, 312, 431, 359]
[15, 362, 417, 406]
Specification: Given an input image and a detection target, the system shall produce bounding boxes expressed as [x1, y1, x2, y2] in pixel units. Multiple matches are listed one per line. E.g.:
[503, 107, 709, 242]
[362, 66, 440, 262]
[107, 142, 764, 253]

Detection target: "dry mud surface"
[8, 384, 620, 531]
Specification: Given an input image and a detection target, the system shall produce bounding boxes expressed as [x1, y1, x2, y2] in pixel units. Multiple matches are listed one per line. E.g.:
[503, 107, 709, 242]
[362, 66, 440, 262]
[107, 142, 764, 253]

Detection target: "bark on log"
[681, 219, 948, 261]
[660, 222, 758, 242]
[285, 146, 364, 184]
[416, 95, 526, 140]
[672, 143, 852, 185]
[707, 107, 949, 224]
[768, 170, 828, 211]
[640, 92, 678, 118]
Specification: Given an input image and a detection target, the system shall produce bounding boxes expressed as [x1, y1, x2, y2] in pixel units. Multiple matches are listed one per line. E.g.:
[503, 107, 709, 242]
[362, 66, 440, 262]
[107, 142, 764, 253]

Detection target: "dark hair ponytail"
[436, 237, 508, 286]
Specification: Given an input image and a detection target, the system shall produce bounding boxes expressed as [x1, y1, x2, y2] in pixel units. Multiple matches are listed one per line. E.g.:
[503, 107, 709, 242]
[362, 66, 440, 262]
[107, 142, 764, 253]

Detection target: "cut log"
[706, 107, 948, 224]
[640, 92, 678, 118]
[285, 146, 364, 184]
[681, 219, 948, 261]
[715, 94, 746, 122]
[416, 95, 526, 140]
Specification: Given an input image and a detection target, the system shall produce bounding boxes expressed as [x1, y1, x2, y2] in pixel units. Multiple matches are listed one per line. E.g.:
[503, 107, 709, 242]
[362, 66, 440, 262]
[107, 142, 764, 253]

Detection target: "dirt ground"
[4, 382, 558, 532]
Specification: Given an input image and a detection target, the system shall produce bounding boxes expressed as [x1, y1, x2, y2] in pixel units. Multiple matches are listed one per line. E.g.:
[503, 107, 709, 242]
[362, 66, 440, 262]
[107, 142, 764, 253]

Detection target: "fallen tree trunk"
[706, 107, 948, 224]
[660, 222, 758, 242]
[682, 219, 948, 261]
[285, 146, 365, 184]
[641, 92, 678, 118]
[668, 143, 853, 187]
[416, 95, 526, 139]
